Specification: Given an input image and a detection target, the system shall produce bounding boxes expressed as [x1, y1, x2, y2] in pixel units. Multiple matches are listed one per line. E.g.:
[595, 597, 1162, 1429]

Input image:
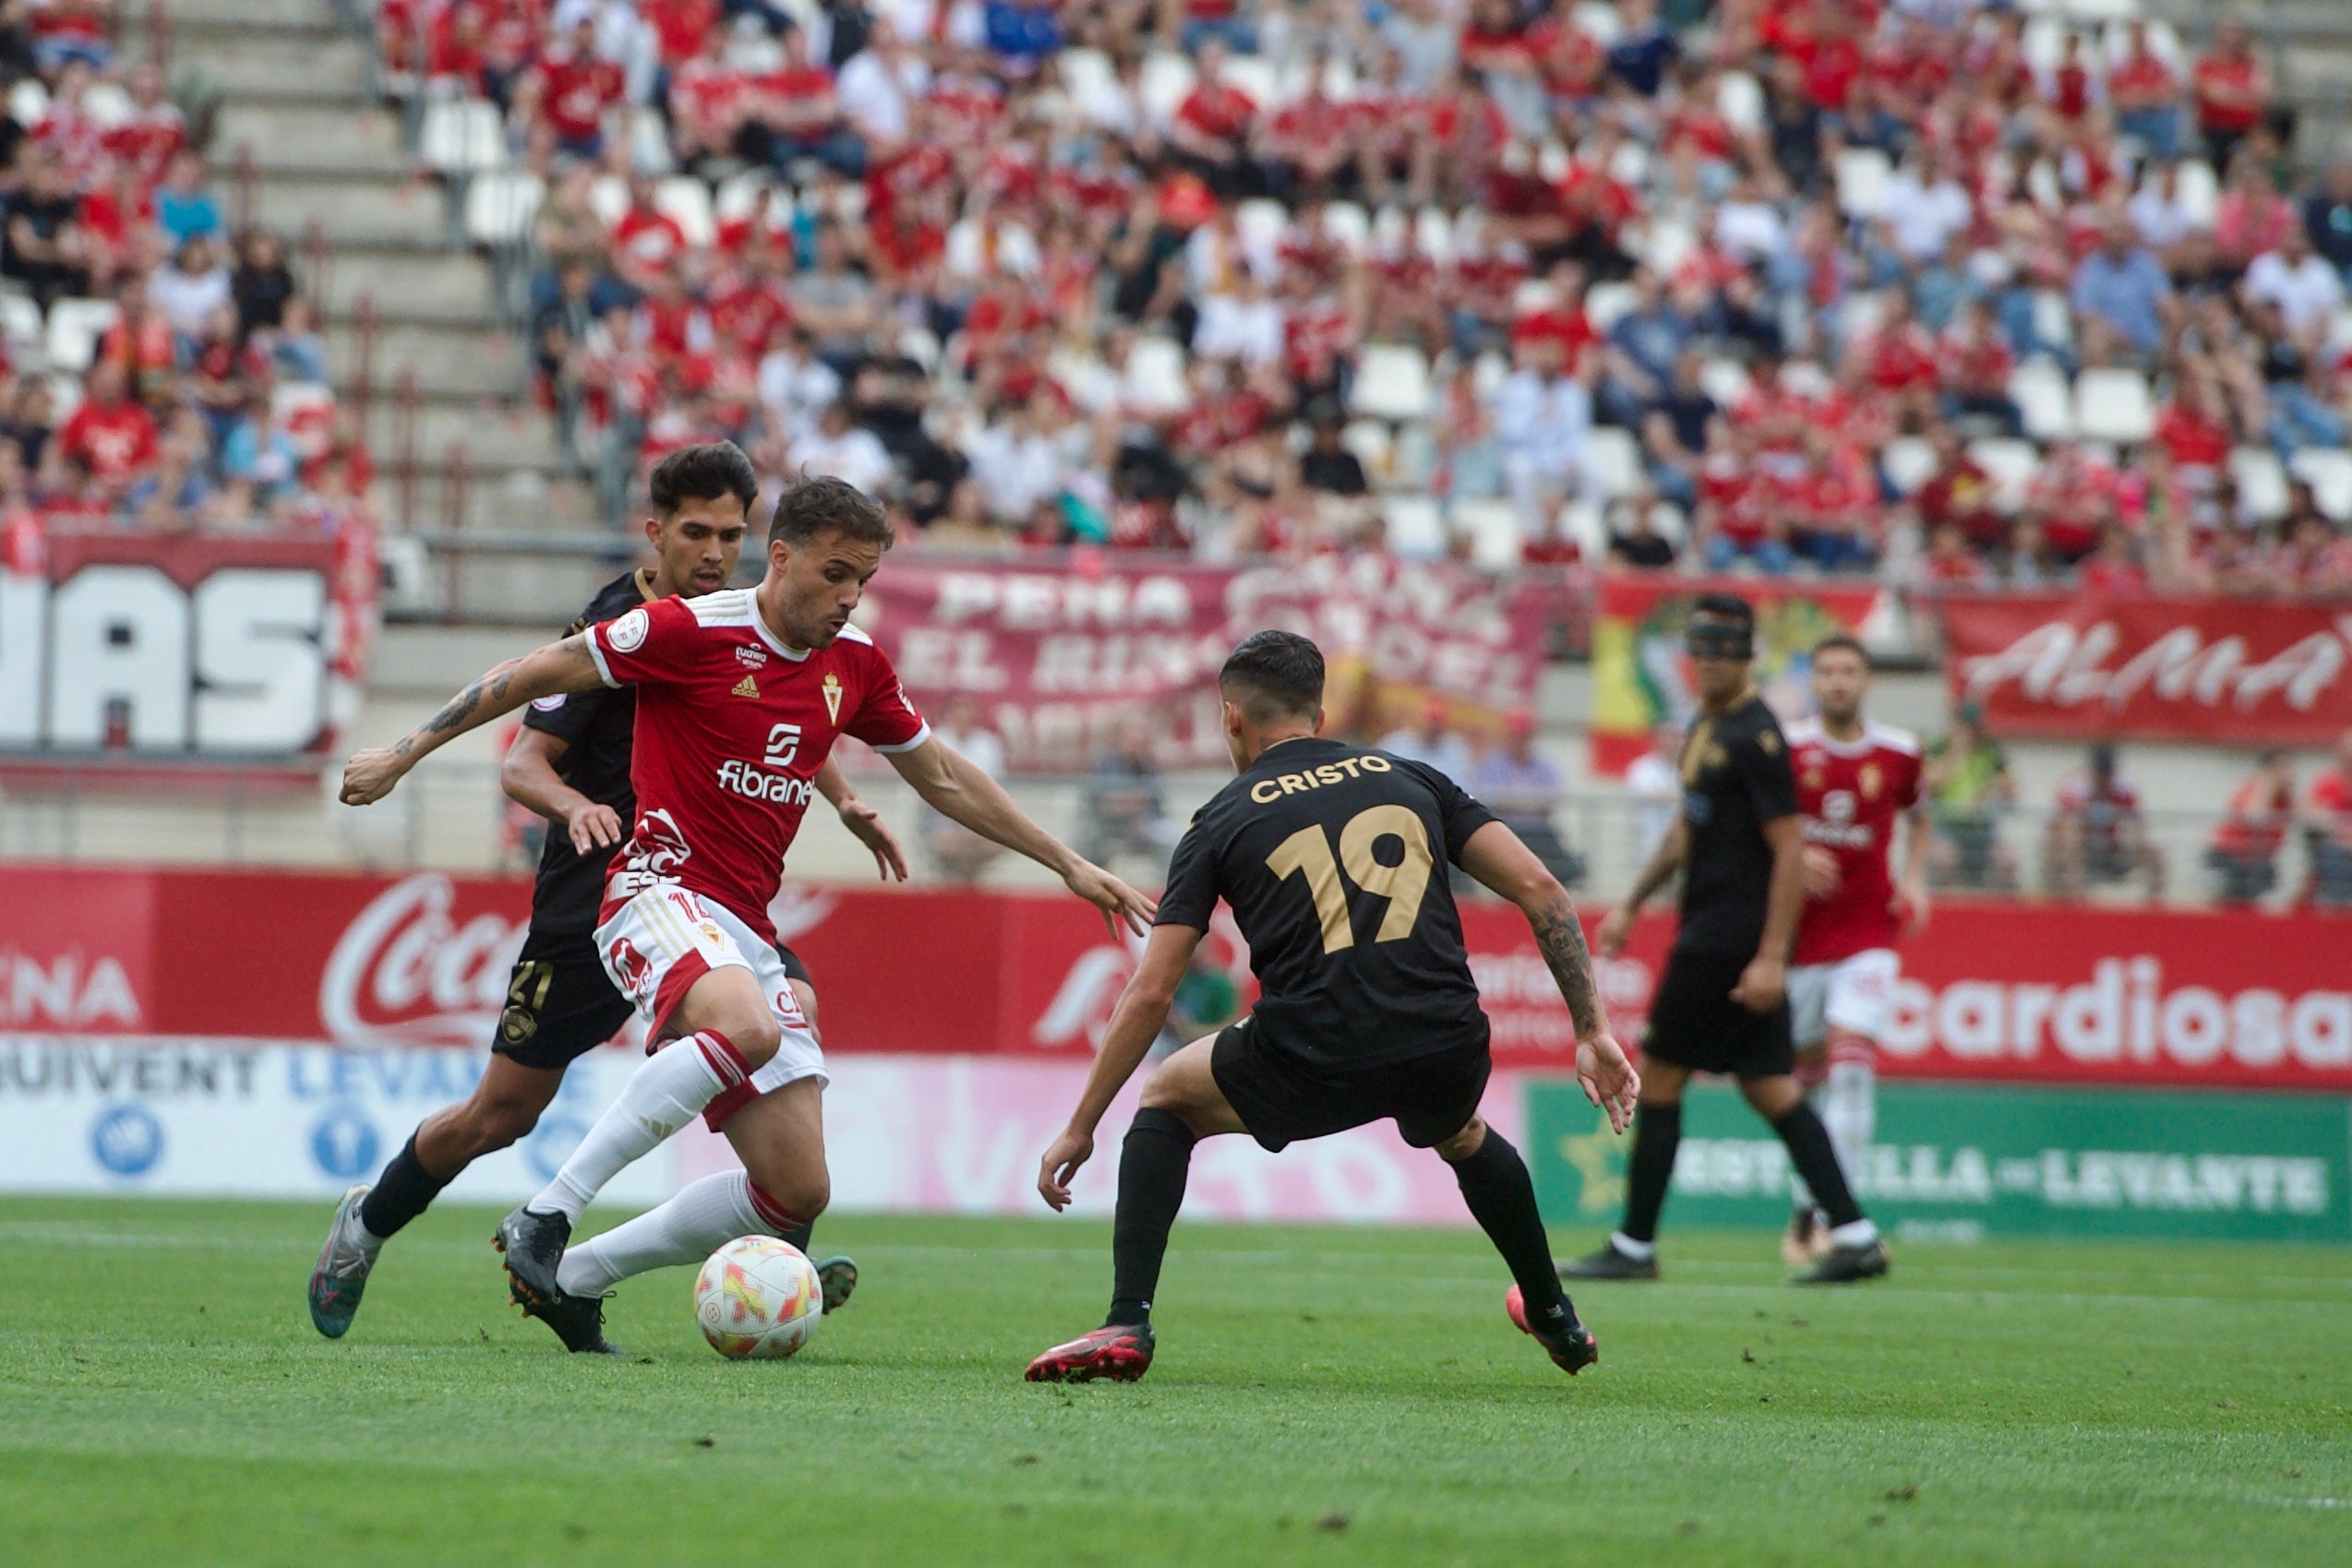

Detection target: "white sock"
[1830, 1217, 1879, 1248]
[1823, 1057, 1877, 1186]
[530, 1032, 745, 1223]
[558, 1170, 775, 1297]
[1611, 1230, 1657, 1262]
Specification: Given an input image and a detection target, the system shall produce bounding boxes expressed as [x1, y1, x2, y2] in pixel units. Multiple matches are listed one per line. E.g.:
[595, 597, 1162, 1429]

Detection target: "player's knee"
[1433, 1117, 1487, 1163]
[470, 1097, 544, 1154]
[723, 1011, 784, 1068]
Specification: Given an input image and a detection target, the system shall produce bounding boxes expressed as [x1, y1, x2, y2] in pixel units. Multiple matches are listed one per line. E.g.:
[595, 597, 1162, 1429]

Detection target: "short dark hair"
[1690, 592, 1755, 633]
[648, 441, 758, 520]
[1219, 630, 1325, 723]
[770, 473, 897, 549]
[1812, 632, 1869, 668]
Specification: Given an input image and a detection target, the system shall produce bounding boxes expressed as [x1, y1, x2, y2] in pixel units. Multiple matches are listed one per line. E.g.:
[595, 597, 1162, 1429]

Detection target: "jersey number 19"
[1265, 805, 1434, 955]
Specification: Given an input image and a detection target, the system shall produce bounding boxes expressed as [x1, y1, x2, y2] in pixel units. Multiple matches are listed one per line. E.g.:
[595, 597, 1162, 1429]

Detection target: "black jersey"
[1673, 692, 1799, 957]
[1156, 736, 1497, 1070]
[519, 569, 652, 936]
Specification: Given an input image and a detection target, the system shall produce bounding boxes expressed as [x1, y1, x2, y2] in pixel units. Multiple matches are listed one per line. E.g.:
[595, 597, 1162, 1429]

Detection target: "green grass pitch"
[3, 1198, 2346, 1567]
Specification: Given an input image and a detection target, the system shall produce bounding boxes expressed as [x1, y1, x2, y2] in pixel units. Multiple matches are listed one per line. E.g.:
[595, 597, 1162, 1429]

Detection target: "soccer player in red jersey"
[1779, 634, 1928, 1263]
[340, 475, 1155, 1352]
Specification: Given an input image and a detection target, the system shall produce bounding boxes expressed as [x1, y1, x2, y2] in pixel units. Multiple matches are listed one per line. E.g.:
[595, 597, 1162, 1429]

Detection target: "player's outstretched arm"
[340, 635, 606, 807]
[1597, 814, 1686, 955]
[884, 735, 1156, 936]
[1458, 822, 1639, 1132]
[815, 757, 907, 881]
[501, 728, 623, 854]
[1038, 923, 1203, 1211]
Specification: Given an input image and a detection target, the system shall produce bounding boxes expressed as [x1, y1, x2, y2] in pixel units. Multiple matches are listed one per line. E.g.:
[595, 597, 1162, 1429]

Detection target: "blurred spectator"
[2207, 750, 2296, 905]
[1470, 709, 1584, 889]
[921, 696, 1010, 883]
[791, 400, 894, 495]
[231, 229, 297, 341]
[2046, 743, 2166, 903]
[2302, 162, 2352, 279]
[1081, 716, 1175, 873]
[1379, 697, 1473, 784]
[1924, 705, 2018, 892]
[1606, 495, 1678, 569]
[150, 233, 232, 344]
[2305, 730, 2352, 910]
[2070, 216, 2177, 362]
[2192, 18, 2269, 174]
[1624, 721, 1683, 862]
[5, 149, 90, 308]
[2243, 222, 2343, 337]
[153, 151, 221, 246]
[1298, 403, 1368, 497]
[2111, 21, 2185, 161]
[1156, 945, 1242, 1058]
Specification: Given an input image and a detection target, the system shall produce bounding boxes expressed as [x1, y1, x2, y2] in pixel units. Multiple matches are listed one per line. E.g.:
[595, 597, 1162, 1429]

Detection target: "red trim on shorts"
[745, 1179, 808, 1234]
[702, 1081, 758, 1133]
[649, 952, 714, 1043]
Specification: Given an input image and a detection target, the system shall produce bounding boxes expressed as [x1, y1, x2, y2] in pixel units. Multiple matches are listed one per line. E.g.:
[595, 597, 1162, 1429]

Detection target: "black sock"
[1107, 1108, 1196, 1325]
[1621, 1102, 1682, 1245]
[357, 1133, 454, 1240]
[1449, 1131, 1570, 1325]
[1771, 1103, 1864, 1229]
[779, 1220, 814, 1252]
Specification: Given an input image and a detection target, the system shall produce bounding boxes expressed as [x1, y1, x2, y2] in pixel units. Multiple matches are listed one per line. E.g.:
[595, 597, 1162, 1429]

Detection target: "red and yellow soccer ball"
[693, 1236, 823, 1360]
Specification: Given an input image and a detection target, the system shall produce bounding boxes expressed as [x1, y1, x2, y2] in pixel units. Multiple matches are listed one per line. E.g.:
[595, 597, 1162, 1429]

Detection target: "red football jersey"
[1788, 718, 1923, 965]
[586, 590, 928, 939]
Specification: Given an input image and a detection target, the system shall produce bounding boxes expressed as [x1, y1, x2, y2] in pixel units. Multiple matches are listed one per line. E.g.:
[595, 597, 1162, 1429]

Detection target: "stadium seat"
[1778, 360, 1832, 399]
[1380, 495, 1446, 557]
[1413, 207, 1454, 266]
[1580, 278, 1637, 331]
[586, 174, 629, 228]
[2010, 359, 2076, 441]
[1472, 351, 1509, 400]
[1582, 427, 1642, 499]
[2230, 447, 2290, 523]
[1235, 197, 1287, 259]
[7, 78, 46, 127]
[1838, 289, 1890, 348]
[654, 178, 715, 250]
[271, 381, 337, 458]
[1341, 418, 1393, 482]
[1559, 497, 1607, 558]
[1698, 356, 1751, 405]
[1536, 139, 1571, 183]
[0, 292, 42, 353]
[463, 170, 544, 247]
[1123, 333, 1191, 413]
[1638, 216, 1695, 276]
[2176, 160, 2219, 229]
[898, 327, 942, 374]
[1138, 53, 1196, 122]
[1968, 437, 2039, 511]
[1572, 1, 1624, 45]
[2061, 0, 2137, 22]
[2290, 448, 2352, 521]
[81, 80, 132, 130]
[1058, 47, 1115, 105]
[2033, 289, 2075, 352]
[1350, 343, 1435, 422]
[714, 172, 784, 226]
[44, 297, 117, 374]
[1218, 54, 1276, 108]
[2073, 367, 2155, 445]
[46, 370, 80, 419]
[1371, 205, 1410, 254]
[419, 97, 506, 173]
[1880, 435, 1938, 495]
[1450, 498, 1524, 569]
[1835, 147, 1891, 219]
[2024, 158, 2063, 211]
[1389, 420, 1437, 490]
[2022, 19, 2068, 74]
[1717, 70, 1765, 135]
[1513, 279, 1561, 317]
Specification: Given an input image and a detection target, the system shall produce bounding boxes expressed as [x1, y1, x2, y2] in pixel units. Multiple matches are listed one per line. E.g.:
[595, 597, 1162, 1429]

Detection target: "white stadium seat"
[2290, 448, 2352, 521]
[1380, 495, 1446, 557]
[0, 292, 42, 353]
[1340, 418, 1393, 483]
[2230, 447, 2290, 523]
[586, 174, 628, 229]
[45, 297, 118, 374]
[419, 97, 506, 173]
[1450, 498, 1524, 570]
[1698, 357, 1751, 406]
[1350, 343, 1435, 422]
[2176, 160, 2219, 229]
[1717, 71, 1765, 135]
[1217, 54, 1276, 109]
[654, 177, 715, 250]
[1880, 435, 1938, 496]
[1321, 201, 1370, 256]
[1124, 333, 1191, 413]
[81, 80, 132, 130]
[2073, 367, 2155, 445]
[463, 170, 544, 247]
[1968, 437, 2040, 511]
[1138, 53, 1196, 122]
[2010, 359, 2076, 442]
[1582, 426, 1642, 499]
[1835, 147, 1891, 220]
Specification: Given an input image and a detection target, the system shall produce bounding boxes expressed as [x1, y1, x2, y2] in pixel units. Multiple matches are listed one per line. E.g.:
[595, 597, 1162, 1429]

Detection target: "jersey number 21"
[1265, 805, 1434, 955]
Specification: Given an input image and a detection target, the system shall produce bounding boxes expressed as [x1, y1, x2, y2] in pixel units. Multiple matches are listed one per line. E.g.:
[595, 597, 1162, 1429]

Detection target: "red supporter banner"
[1939, 592, 2352, 747]
[0, 522, 378, 781]
[860, 554, 1548, 772]
[3, 866, 2348, 1091]
[1588, 573, 1885, 775]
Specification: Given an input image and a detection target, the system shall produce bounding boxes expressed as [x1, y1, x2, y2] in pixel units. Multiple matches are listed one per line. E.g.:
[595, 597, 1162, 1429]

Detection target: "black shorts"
[1642, 947, 1794, 1079]
[493, 929, 812, 1070]
[1210, 1016, 1491, 1154]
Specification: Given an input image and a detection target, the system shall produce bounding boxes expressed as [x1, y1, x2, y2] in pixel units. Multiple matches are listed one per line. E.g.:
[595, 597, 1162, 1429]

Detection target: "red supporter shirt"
[58, 399, 160, 485]
[614, 207, 690, 274]
[1787, 718, 1923, 964]
[641, 0, 721, 65]
[586, 591, 929, 939]
[2152, 403, 2230, 470]
[1175, 81, 1255, 143]
[2193, 54, 2261, 132]
[536, 50, 625, 142]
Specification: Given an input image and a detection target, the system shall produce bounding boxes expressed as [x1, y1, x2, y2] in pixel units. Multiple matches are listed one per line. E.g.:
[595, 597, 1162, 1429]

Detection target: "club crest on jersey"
[822, 672, 844, 724]
[1860, 762, 1883, 800]
[732, 674, 760, 699]
[736, 644, 768, 670]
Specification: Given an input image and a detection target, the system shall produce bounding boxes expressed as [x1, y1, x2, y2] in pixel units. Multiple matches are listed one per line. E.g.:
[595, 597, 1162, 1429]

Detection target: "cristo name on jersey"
[583, 588, 928, 940]
[1787, 717, 1922, 966]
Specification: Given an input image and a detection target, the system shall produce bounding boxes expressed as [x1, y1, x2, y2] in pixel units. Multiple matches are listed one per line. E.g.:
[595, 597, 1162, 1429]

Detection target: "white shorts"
[594, 883, 827, 1123]
[1788, 949, 1899, 1050]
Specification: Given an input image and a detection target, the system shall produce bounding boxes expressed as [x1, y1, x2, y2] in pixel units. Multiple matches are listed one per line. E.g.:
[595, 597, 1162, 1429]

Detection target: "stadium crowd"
[0, 2, 365, 533]
[375, 0, 2352, 592]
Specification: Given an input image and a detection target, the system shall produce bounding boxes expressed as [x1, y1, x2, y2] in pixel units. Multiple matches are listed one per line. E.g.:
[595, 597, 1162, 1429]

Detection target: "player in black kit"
[1560, 593, 1889, 1287]
[308, 444, 906, 1342]
[1024, 630, 1641, 1383]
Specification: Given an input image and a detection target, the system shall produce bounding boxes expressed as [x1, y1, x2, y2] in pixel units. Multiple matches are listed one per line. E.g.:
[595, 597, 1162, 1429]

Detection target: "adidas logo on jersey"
[731, 675, 760, 699]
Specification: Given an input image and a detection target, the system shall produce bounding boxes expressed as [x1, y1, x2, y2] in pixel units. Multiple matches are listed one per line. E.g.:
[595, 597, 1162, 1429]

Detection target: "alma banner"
[3, 867, 2350, 1091]
[1588, 573, 1884, 775]
[857, 553, 1548, 772]
[0, 522, 378, 780]
[1938, 592, 2352, 747]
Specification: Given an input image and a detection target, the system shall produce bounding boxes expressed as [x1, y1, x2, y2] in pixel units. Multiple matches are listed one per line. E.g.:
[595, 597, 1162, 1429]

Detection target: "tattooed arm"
[1458, 821, 1640, 1131]
[340, 635, 606, 806]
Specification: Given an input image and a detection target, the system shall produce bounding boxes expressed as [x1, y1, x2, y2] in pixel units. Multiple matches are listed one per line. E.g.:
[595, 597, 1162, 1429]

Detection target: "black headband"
[1686, 621, 1755, 661]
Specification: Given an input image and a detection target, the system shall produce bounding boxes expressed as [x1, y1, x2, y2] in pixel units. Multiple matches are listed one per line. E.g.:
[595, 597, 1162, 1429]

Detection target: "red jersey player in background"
[340, 476, 1155, 1353]
[1780, 635, 1928, 1264]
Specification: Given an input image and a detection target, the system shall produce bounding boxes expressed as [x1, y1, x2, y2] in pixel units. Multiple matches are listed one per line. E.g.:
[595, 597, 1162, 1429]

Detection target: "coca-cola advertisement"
[4, 866, 2349, 1090]
[857, 554, 1549, 772]
[1938, 592, 2352, 747]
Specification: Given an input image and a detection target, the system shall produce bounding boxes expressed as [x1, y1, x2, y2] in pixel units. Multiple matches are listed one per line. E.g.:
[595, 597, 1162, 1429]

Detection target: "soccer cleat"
[1781, 1208, 1822, 1267]
[1557, 1240, 1660, 1282]
[519, 1286, 628, 1356]
[1791, 1238, 1890, 1286]
[814, 1255, 858, 1314]
[308, 1183, 379, 1339]
[1023, 1322, 1156, 1383]
[493, 1205, 571, 1307]
[1505, 1285, 1599, 1376]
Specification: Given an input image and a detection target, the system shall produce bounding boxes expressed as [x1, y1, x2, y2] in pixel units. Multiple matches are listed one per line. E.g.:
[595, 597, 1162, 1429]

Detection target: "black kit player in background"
[308, 443, 907, 1340]
[1025, 631, 1641, 1384]
[1560, 593, 1890, 1287]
